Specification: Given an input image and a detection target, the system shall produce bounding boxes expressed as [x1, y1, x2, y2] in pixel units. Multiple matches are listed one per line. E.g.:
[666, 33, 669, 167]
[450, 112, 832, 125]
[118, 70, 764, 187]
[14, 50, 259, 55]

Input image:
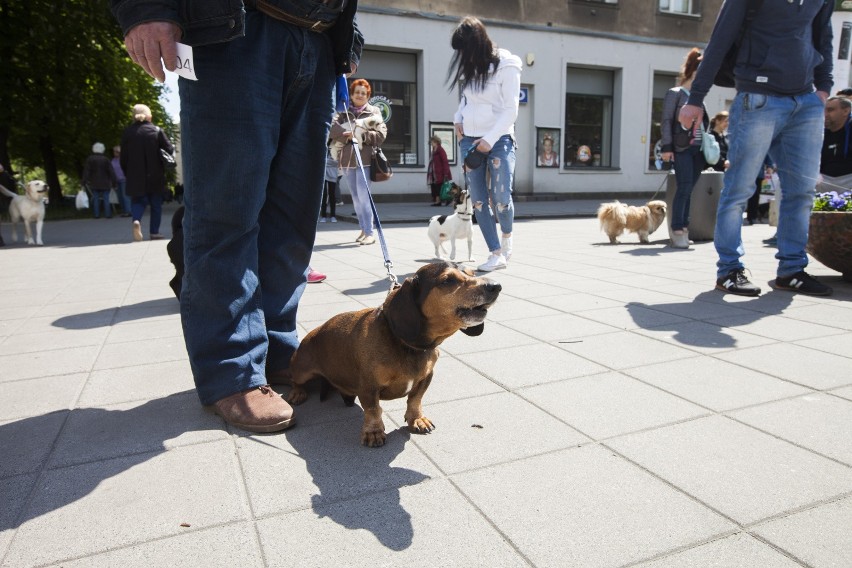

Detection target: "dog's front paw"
[361, 427, 387, 447]
[408, 416, 435, 434]
[286, 385, 309, 405]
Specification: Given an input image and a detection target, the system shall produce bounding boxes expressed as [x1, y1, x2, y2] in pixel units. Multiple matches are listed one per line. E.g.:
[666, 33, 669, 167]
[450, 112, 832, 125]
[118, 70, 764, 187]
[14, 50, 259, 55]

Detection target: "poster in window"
[429, 123, 457, 165]
[536, 128, 560, 168]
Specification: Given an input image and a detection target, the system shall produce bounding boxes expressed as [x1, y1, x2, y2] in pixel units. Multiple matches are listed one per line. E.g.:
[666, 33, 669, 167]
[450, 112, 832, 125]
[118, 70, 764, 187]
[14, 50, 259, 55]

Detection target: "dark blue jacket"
[688, 0, 834, 107]
[110, 0, 362, 75]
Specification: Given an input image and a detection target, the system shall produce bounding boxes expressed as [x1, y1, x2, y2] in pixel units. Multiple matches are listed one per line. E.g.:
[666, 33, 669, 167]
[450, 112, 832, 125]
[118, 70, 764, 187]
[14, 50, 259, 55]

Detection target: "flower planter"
[807, 211, 852, 282]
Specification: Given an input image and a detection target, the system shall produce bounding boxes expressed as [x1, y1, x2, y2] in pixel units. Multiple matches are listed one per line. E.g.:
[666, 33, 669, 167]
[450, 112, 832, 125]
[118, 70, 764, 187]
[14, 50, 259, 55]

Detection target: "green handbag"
[439, 180, 454, 202]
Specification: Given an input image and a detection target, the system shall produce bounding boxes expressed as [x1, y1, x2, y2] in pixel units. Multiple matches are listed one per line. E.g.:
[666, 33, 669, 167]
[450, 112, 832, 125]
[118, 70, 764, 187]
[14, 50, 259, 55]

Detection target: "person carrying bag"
[329, 78, 388, 245]
[427, 134, 452, 205]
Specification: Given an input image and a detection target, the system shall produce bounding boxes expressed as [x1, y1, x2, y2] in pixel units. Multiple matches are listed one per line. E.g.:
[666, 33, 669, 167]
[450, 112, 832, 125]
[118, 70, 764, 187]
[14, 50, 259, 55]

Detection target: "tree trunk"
[38, 134, 63, 204]
[0, 125, 11, 175]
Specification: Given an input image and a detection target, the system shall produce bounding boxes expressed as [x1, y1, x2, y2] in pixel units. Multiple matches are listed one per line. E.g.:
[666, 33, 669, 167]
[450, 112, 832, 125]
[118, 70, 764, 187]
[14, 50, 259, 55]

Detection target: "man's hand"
[473, 138, 491, 153]
[678, 104, 704, 130]
[124, 22, 182, 83]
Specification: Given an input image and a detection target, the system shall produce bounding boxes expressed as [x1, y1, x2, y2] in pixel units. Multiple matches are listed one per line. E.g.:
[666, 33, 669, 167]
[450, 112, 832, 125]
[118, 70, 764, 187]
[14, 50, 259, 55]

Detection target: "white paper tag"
[172, 42, 198, 81]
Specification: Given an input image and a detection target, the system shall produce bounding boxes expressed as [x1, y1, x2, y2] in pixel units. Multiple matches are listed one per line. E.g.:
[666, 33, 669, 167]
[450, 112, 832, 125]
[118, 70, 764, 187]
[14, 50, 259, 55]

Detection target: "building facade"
[351, 0, 733, 199]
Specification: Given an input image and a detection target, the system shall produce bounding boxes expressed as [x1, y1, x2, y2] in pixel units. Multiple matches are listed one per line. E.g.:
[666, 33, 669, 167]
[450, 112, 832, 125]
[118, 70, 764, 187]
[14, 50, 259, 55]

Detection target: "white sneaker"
[319, 217, 327, 223]
[670, 231, 691, 249]
[477, 253, 507, 272]
[501, 236, 513, 262]
[132, 220, 143, 242]
[330, 217, 337, 223]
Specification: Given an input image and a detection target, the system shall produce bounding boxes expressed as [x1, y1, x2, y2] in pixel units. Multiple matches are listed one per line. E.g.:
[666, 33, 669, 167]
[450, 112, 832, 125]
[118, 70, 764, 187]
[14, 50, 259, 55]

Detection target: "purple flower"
[830, 196, 848, 209]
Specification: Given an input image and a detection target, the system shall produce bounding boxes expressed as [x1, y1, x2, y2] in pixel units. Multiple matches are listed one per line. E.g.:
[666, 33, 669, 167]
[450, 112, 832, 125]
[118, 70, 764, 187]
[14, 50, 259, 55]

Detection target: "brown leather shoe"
[206, 385, 294, 433]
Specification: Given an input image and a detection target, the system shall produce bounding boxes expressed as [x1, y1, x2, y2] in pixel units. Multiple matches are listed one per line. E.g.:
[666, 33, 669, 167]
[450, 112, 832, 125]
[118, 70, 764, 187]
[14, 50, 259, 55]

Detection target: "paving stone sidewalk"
[1, 202, 851, 568]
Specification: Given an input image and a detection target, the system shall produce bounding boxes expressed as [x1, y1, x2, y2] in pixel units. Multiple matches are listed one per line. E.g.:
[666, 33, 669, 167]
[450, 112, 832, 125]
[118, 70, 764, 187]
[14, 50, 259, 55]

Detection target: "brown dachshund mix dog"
[287, 262, 501, 447]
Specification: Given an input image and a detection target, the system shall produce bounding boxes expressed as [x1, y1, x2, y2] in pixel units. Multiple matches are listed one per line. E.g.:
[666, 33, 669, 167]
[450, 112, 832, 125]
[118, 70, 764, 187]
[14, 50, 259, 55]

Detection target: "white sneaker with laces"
[319, 217, 327, 223]
[477, 253, 507, 272]
[330, 217, 337, 223]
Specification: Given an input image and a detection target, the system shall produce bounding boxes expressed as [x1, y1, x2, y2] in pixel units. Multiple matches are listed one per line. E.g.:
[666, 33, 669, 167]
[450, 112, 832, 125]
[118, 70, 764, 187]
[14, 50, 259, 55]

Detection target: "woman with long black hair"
[447, 16, 522, 272]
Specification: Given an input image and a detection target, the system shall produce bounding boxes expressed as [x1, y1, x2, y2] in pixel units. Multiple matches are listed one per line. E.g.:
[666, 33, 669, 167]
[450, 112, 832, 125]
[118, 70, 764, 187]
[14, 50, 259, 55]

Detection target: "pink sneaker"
[307, 269, 326, 283]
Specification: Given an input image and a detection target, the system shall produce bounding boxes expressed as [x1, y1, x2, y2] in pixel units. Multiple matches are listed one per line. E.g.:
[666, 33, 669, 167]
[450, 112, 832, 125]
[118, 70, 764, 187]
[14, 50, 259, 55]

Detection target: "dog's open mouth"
[457, 300, 495, 323]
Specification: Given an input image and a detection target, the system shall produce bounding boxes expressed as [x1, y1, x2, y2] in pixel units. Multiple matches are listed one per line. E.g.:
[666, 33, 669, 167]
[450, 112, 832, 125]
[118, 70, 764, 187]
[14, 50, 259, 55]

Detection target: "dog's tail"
[0, 183, 18, 199]
[596, 201, 627, 228]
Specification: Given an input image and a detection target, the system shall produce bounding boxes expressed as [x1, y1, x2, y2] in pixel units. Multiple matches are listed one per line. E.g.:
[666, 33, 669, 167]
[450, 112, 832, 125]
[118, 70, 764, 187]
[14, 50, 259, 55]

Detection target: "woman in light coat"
[329, 79, 387, 245]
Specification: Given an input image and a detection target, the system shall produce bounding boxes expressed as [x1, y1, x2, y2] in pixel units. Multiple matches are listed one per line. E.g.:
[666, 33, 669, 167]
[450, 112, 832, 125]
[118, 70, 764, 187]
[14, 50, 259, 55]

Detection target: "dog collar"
[378, 307, 436, 352]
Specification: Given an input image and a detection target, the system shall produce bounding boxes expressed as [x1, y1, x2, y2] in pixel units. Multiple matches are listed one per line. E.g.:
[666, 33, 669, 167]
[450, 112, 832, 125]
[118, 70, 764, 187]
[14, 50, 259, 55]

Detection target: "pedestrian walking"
[678, 0, 835, 296]
[119, 103, 174, 241]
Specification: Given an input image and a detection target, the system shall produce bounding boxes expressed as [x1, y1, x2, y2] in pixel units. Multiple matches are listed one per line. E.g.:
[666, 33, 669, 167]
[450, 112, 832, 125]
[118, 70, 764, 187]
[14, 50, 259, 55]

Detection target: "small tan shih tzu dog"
[597, 200, 667, 244]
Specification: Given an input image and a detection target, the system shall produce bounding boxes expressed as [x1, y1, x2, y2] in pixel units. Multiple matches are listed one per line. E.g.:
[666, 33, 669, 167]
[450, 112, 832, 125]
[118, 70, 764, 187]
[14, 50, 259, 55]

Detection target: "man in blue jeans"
[679, 0, 834, 297]
[111, 1, 362, 432]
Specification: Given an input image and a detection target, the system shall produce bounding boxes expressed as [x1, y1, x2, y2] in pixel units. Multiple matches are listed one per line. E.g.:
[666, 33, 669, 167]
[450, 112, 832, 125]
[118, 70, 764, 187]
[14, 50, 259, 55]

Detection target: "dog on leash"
[286, 261, 501, 447]
[428, 183, 474, 262]
[0, 180, 49, 245]
[597, 200, 667, 244]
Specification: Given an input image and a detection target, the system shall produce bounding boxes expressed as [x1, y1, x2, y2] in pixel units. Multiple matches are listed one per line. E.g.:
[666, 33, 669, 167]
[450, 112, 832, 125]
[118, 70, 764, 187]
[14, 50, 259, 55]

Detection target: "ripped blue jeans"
[460, 134, 516, 252]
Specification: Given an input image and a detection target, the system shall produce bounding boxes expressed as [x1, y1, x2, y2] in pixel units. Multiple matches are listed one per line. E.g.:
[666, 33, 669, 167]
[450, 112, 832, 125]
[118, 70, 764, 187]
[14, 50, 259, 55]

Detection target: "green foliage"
[0, 0, 177, 200]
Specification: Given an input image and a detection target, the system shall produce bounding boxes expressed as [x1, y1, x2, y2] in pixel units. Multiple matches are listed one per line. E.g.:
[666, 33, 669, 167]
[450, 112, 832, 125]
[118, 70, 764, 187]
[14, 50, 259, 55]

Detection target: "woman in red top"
[427, 135, 452, 206]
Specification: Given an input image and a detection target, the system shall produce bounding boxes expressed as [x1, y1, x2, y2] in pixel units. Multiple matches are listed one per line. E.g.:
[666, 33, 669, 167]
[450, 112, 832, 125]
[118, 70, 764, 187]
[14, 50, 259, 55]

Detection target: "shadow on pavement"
[51, 298, 180, 330]
[1, 391, 219, 534]
[285, 409, 427, 551]
[626, 290, 794, 348]
[3, 388, 428, 552]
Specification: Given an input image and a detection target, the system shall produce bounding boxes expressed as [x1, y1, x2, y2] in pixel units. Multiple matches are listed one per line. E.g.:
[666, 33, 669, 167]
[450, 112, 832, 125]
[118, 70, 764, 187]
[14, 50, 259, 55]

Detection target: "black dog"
[167, 205, 184, 299]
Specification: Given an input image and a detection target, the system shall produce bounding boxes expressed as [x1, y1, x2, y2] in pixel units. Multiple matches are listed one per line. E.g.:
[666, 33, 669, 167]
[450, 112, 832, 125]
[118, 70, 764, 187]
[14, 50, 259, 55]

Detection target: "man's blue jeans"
[460, 135, 516, 252]
[715, 91, 823, 279]
[179, 11, 334, 405]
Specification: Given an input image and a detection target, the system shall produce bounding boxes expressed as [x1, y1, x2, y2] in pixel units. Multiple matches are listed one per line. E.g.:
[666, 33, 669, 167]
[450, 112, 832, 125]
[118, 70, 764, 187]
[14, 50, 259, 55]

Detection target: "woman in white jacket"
[448, 16, 522, 272]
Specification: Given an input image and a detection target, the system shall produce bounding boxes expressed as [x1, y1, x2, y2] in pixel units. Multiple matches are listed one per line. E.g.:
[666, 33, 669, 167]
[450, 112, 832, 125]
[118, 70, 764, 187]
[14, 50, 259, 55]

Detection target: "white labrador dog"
[1, 180, 49, 245]
[428, 184, 475, 262]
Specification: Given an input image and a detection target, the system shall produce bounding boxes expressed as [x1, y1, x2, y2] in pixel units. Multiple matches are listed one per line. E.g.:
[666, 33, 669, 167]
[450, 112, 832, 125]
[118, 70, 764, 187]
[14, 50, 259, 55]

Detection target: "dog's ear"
[382, 275, 429, 347]
[461, 323, 484, 336]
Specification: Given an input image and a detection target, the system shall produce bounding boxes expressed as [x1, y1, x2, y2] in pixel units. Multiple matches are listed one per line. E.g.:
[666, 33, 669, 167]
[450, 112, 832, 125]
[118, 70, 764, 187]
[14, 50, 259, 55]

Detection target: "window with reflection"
[564, 66, 614, 168]
[351, 49, 419, 166]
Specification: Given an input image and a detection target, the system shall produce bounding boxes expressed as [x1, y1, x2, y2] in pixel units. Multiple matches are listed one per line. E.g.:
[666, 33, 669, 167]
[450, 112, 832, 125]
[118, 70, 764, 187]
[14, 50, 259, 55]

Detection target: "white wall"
[356, 12, 735, 196]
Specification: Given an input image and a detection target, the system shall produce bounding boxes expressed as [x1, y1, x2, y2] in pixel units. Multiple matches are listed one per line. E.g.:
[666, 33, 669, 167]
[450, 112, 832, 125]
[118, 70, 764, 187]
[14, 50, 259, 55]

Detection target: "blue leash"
[337, 76, 399, 290]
